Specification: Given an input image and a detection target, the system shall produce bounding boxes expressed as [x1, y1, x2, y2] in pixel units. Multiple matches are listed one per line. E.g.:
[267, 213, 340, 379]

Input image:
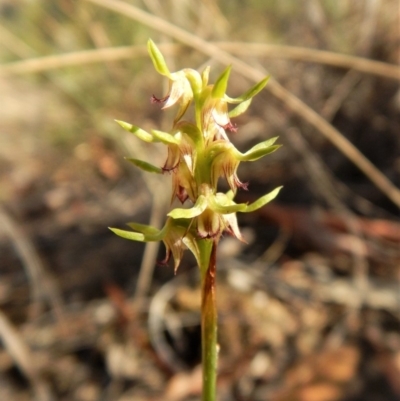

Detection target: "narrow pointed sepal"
[244, 186, 283, 213]
[108, 227, 146, 242]
[109, 222, 166, 242]
[237, 137, 281, 161]
[212, 65, 232, 99]
[147, 39, 172, 78]
[125, 158, 163, 174]
[115, 120, 155, 143]
[151, 129, 180, 145]
[168, 195, 208, 219]
[229, 99, 252, 118]
[224, 76, 270, 104]
[210, 192, 247, 214]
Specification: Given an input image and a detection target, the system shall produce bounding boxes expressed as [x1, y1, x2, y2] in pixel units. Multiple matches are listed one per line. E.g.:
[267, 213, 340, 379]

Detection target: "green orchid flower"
[168, 186, 282, 241]
[148, 40, 203, 124]
[110, 217, 200, 273]
[200, 66, 270, 143]
[208, 137, 281, 192]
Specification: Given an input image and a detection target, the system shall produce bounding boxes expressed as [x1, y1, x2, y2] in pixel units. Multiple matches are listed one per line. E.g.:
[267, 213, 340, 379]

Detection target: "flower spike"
[111, 40, 282, 400]
[112, 40, 281, 272]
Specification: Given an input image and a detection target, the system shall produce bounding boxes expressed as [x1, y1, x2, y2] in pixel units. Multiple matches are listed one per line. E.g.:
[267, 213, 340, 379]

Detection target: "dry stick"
[333, 0, 381, 338]
[323, 0, 380, 305]
[1, 43, 399, 81]
[141, 0, 176, 73]
[0, 29, 65, 321]
[356, 0, 382, 56]
[83, 6, 125, 80]
[120, 132, 169, 305]
[0, 309, 53, 401]
[0, 45, 168, 75]
[321, 0, 382, 120]
[148, 275, 189, 372]
[0, 23, 37, 58]
[320, 70, 361, 120]
[82, 0, 400, 208]
[314, 0, 379, 315]
[286, 128, 369, 301]
[0, 207, 64, 320]
[128, 1, 176, 306]
[217, 42, 400, 81]
[0, 22, 94, 114]
[134, 193, 167, 305]
[132, 1, 176, 306]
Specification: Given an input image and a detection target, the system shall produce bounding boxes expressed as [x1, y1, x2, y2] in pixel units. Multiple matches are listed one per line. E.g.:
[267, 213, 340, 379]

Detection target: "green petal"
[110, 220, 168, 242]
[115, 120, 155, 143]
[224, 76, 270, 104]
[182, 235, 201, 266]
[109, 227, 146, 242]
[229, 99, 252, 118]
[126, 222, 161, 235]
[176, 122, 203, 147]
[127, 222, 167, 241]
[147, 39, 171, 77]
[201, 66, 210, 88]
[244, 186, 283, 213]
[212, 65, 231, 99]
[238, 138, 281, 161]
[225, 190, 235, 200]
[212, 202, 247, 214]
[206, 141, 231, 162]
[184, 69, 203, 96]
[168, 195, 208, 219]
[173, 96, 191, 125]
[125, 158, 163, 174]
[151, 129, 180, 145]
[210, 192, 247, 213]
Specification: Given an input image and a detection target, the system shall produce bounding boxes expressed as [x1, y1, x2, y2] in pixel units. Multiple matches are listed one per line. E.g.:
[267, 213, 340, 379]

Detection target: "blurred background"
[0, 1, 399, 400]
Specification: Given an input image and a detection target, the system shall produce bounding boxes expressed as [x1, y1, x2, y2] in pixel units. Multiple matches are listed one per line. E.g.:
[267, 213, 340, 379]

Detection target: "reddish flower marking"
[237, 180, 249, 190]
[161, 163, 178, 173]
[222, 122, 238, 133]
[157, 256, 170, 266]
[151, 94, 170, 104]
[176, 186, 189, 204]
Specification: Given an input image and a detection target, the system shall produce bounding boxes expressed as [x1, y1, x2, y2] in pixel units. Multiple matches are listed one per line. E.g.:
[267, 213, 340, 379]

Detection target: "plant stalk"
[200, 239, 218, 401]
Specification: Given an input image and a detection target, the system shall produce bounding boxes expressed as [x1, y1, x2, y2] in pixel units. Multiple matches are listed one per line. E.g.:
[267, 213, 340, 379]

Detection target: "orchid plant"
[110, 40, 281, 401]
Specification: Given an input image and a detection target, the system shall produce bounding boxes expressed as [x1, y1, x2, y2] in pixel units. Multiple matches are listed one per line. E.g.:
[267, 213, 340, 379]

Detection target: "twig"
[285, 128, 369, 306]
[0, 23, 36, 58]
[1, 43, 399, 81]
[218, 42, 400, 81]
[0, 45, 175, 75]
[119, 131, 169, 306]
[134, 194, 168, 306]
[320, 70, 361, 120]
[82, 5, 125, 80]
[148, 275, 189, 372]
[0, 206, 64, 320]
[81, 0, 400, 208]
[321, 0, 381, 121]
[0, 309, 53, 401]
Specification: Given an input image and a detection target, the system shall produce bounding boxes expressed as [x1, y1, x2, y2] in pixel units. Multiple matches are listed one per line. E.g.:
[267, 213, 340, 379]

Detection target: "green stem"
[199, 239, 218, 401]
